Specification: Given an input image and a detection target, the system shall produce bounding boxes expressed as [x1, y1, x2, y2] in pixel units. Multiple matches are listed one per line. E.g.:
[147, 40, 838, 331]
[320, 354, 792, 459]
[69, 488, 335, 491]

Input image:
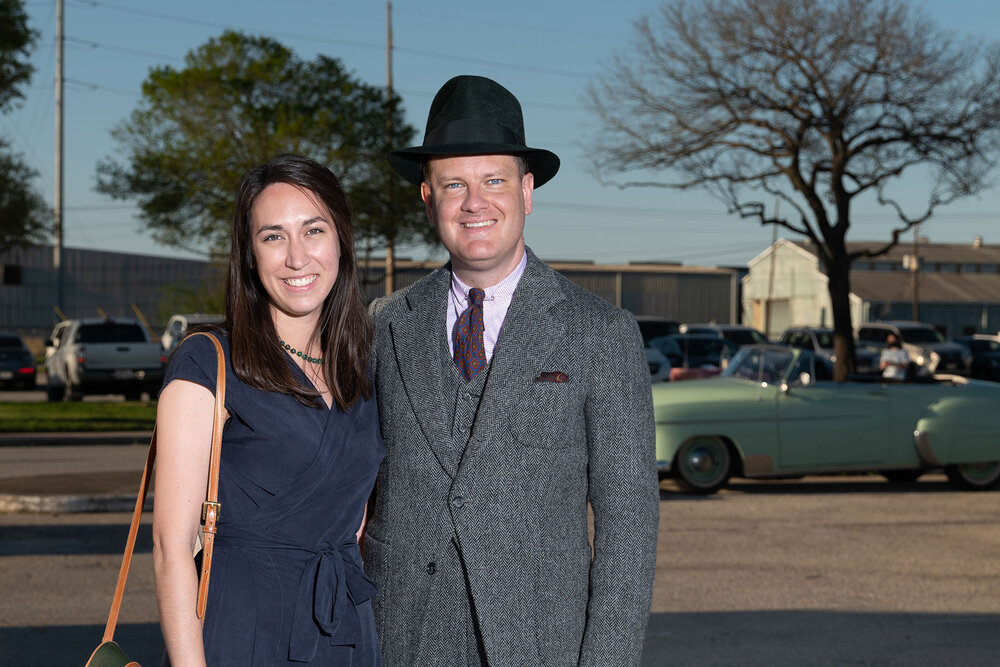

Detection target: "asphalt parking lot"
[1, 465, 998, 665]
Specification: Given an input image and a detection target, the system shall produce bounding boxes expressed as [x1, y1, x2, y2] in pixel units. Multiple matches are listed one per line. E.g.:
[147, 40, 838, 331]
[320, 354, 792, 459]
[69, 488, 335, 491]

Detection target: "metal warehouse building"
[1, 245, 741, 346]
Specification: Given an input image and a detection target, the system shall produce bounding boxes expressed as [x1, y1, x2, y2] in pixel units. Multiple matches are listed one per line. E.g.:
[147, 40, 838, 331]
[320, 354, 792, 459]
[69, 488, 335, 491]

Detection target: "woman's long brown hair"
[225, 153, 373, 411]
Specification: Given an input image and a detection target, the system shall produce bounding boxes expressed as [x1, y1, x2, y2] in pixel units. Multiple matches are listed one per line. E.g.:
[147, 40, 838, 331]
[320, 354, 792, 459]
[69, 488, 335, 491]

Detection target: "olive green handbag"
[85, 332, 227, 666]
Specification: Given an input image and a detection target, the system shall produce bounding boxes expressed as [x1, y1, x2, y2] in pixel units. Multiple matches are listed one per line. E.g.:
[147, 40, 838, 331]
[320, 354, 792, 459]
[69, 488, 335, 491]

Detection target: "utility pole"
[764, 201, 779, 337]
[911, 224, 920, 321]
[384, 0, 395, 295]
[53, 0, 65, 313]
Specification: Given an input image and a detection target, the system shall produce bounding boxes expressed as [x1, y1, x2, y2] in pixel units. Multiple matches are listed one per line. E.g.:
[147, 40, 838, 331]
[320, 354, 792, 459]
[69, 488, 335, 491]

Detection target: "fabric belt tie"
[288, 541, 377, 662]
[213, 535, 376, 664]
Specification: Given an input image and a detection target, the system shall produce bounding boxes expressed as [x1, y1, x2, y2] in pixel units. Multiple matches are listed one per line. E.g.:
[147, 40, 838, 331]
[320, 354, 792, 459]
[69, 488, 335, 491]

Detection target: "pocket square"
[534, 371, 569, 383]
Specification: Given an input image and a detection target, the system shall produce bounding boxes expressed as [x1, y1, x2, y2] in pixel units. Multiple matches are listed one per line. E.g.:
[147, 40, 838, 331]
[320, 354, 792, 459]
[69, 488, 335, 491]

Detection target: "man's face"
[421, 154, 533, 286]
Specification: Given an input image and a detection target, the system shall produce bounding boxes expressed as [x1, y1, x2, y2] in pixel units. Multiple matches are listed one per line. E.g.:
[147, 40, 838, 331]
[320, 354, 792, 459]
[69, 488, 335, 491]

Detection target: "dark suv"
[0, 333, 36, 389]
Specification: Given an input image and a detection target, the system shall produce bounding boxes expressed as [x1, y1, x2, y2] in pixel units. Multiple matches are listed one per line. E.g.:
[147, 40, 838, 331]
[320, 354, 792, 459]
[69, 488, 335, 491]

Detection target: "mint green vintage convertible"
[653, 344, 1000, 493]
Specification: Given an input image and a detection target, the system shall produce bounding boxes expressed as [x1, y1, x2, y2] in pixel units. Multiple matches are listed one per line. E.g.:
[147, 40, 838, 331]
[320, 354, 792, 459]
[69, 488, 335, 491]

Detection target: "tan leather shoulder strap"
[101, 330, 227, 641]
[102, 428, 156, 643]
[192, 332, 226, 619]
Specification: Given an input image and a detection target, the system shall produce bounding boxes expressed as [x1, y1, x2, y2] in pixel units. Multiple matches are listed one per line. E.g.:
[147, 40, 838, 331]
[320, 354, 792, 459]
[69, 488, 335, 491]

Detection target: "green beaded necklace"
[278, 339, 323, 365]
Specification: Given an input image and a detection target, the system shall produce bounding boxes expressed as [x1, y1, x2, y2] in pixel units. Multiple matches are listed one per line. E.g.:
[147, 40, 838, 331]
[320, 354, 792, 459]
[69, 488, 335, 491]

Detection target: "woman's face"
[250, 182, 341, 325]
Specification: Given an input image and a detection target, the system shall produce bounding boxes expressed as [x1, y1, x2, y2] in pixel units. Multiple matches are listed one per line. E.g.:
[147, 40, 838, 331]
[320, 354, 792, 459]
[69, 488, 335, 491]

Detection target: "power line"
[64, 35, 184, 62]
[66, 0, 593, 83]
[63, 77, 137, 96]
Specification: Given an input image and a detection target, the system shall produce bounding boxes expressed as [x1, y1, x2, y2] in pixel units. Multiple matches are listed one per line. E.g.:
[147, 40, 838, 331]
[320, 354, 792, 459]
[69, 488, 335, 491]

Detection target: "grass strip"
[0, 401, 157, 432]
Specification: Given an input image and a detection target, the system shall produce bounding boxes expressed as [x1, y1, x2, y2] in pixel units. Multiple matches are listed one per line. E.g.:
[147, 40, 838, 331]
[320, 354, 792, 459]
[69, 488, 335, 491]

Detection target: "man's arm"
[579, 315, 659, 667]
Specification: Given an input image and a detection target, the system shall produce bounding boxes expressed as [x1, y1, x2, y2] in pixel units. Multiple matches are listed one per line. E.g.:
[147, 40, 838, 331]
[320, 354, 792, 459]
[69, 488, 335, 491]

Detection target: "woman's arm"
[152, 379, 216, 667]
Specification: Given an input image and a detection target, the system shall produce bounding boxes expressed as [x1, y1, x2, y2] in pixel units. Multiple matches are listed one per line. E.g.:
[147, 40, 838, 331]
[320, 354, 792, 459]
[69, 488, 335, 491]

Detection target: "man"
[364, 75, 659, 667]
[880, 333, 910, 380]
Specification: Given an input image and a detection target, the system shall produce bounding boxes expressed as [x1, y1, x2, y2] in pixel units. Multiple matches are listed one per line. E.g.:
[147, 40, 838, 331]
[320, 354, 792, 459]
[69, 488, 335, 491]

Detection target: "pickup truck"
[45, 318, 165, 401]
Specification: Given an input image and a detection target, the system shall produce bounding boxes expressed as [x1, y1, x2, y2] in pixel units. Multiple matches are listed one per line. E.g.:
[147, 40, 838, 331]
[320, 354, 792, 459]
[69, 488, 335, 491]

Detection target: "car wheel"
[673, 436, 732, 494]
[880, 470, 923, 483]
[944, 461, 1000, 490]
[66, 382, 83, 402]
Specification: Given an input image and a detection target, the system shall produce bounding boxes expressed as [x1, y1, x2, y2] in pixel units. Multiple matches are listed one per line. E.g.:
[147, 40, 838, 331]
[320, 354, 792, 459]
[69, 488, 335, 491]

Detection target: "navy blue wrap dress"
[162, 333, 385, 666]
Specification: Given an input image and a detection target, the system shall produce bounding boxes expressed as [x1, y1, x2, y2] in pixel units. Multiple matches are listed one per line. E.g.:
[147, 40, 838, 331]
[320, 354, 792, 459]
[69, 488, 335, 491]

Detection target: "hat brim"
[388, 144, 560, 188]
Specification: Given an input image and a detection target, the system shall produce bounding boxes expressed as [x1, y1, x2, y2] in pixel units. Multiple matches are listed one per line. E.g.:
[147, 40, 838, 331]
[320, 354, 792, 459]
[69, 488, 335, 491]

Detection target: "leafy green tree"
[0, 0, 35, 113]
[97, 30, 427, 279]
[0, 0, 47, 248]
[157, 262, 227, 323]
[0, 140, 49, 247]
[587, 0, 1000, 380]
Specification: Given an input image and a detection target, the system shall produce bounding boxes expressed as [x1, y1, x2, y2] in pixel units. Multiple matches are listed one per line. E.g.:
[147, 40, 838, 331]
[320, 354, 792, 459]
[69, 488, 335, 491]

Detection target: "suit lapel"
[389, 267, 459, 478]
[468, 250, 567, 454]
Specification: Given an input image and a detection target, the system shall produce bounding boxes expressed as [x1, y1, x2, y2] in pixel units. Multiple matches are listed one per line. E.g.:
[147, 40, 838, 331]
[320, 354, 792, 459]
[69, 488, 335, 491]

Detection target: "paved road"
[2, 473, 999, 665]
[0, 388, 133, 402]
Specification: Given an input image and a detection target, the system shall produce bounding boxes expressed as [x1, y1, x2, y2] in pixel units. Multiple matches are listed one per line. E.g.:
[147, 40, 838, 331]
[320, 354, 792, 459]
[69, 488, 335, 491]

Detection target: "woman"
[153, 154, 384, 666]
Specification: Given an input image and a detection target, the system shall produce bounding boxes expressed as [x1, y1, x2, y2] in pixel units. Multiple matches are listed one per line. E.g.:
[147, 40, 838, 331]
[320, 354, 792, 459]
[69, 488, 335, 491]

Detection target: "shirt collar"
[450, 251, 527, 305]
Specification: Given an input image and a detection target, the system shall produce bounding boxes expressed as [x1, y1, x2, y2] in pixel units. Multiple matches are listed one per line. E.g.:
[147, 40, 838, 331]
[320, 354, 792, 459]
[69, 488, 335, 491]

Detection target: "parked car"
[680, 323, 769, 346]
[44, 320, 72, 361]
[649, 333, 739, 381]
[632, 316, 680, 383]
[0, 333, 36, 389]
[633, 316, 680, 347]
[857, 321, 970, 376]
[777, 326, 879, 374]
[645, 345, 672, 383]
[45, 318, 165, 401]
[652, 344, 1000, 493]
[953, 335, 1000, 381]
[161, 313, 224, 353]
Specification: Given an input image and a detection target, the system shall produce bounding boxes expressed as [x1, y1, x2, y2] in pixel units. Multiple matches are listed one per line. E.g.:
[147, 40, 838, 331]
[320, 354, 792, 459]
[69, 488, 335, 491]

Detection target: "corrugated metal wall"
[362, 264, 738, 323]
[2, 247, 740, 340]
[0, 245, 221, 338]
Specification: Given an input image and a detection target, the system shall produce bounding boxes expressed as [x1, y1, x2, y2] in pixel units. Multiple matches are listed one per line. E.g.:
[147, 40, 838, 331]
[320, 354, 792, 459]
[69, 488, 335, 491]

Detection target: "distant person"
[153, 154, 384, 665]
[363, 75, 659, 666]
[880, 333, 909, 380]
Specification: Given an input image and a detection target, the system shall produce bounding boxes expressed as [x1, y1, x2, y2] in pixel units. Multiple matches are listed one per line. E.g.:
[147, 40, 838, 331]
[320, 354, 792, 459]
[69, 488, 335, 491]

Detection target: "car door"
[775, 355, 891, 468]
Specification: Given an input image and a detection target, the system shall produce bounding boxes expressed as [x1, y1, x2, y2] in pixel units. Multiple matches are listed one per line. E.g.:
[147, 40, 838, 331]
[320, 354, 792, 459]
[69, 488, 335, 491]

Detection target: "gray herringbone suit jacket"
[364, 248, 659, 667]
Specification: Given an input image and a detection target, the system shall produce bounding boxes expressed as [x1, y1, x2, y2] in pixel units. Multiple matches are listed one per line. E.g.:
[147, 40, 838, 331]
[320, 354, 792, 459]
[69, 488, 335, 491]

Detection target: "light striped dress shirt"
[446, 251, 527, 362]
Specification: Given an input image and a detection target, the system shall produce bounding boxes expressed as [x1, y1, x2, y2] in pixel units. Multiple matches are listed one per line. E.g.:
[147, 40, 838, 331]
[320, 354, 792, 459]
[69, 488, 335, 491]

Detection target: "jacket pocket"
[509, 382, 586, 449]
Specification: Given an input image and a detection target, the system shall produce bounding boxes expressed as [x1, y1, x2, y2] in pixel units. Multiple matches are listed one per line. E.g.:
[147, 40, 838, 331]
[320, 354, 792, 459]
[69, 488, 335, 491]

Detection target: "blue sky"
[4, 0, 1000, 268]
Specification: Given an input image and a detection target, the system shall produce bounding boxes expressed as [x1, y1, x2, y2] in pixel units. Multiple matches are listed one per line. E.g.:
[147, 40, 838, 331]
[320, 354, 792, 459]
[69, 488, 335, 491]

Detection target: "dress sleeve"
[160, 333, 222, 397]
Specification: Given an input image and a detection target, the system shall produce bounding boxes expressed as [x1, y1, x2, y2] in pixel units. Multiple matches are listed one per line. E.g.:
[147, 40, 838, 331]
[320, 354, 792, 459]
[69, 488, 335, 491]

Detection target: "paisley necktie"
[453, 287, 487, 381]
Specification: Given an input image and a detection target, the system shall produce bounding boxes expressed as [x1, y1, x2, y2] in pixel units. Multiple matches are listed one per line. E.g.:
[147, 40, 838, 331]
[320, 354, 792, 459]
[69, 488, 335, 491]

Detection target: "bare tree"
[587, 0, 1000, 379]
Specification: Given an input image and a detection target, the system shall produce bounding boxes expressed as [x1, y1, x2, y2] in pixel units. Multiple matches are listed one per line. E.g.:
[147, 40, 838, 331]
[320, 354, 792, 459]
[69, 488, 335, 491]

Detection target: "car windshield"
[637, 320, 680, 344]
[648, 336, 681, 356]
[899, 327, 945, 344]
[0, 336, 24, 349]
[77, 324, 147, 344]
[684, 338, 729, 357]
[814, 331, 834, 348]
[723, 346, 795, 383]
[972, 339, 1000, 353]
[723, 329, 767, 345]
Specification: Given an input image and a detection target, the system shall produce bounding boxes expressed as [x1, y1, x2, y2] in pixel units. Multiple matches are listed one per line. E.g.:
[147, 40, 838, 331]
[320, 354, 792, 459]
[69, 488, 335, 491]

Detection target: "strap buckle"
[201, 501, 221, 533]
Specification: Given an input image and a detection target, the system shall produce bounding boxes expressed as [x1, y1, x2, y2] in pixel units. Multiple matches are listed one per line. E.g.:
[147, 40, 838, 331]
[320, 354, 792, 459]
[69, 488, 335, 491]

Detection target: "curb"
[0, 432, 153, 447]
[0, 492, 152, 514]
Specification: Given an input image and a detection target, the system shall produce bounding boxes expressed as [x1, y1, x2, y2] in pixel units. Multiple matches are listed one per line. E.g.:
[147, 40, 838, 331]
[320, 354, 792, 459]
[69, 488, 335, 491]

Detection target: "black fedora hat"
[388, 75, 560, 188]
